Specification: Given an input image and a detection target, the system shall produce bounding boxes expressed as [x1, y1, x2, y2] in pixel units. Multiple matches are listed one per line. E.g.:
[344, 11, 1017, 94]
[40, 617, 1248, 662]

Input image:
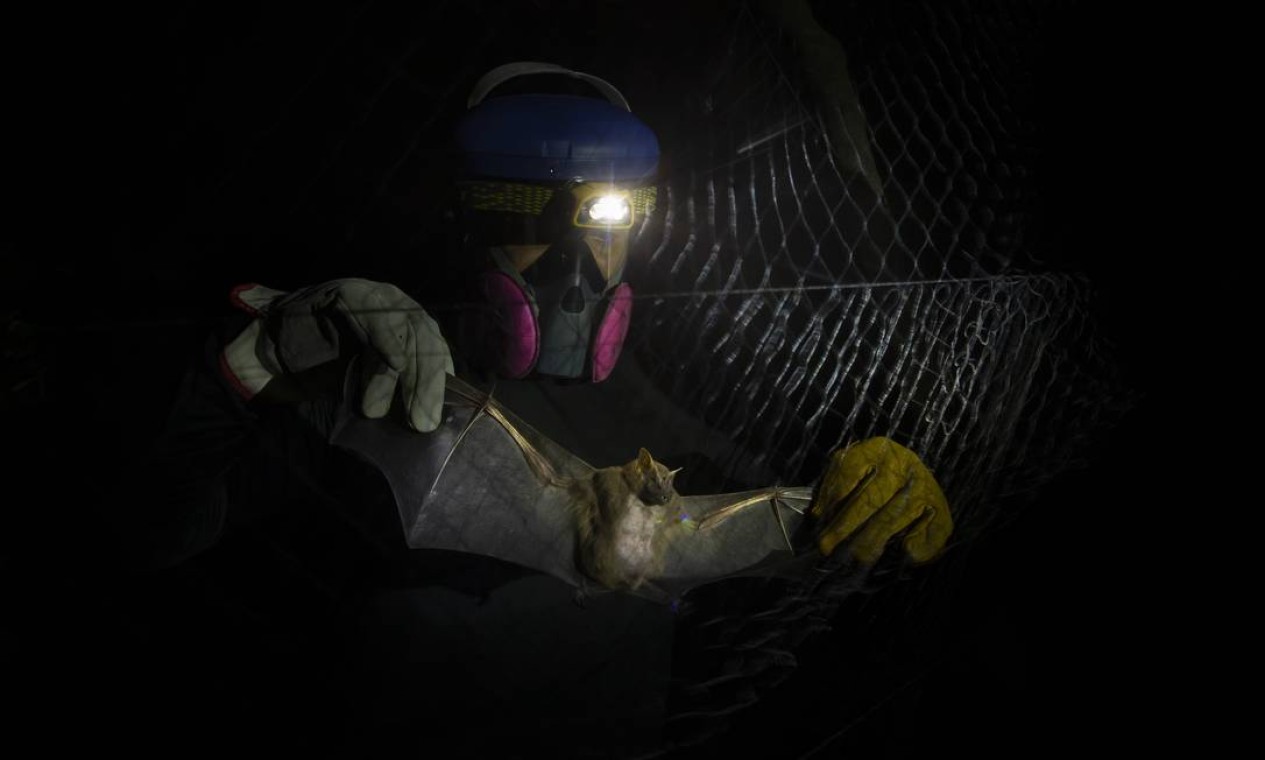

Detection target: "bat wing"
[657, 489, 817, 599]
[329, 375, 820, 604]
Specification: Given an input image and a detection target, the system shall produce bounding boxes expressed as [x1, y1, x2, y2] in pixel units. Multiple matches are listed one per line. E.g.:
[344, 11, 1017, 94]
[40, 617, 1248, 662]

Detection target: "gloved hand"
[220, 278, 454, 433]
[810, 437, 953, 564]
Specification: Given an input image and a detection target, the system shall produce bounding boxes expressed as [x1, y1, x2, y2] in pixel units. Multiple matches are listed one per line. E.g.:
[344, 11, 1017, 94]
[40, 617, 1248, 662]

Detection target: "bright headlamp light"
[586, 196, 631, 224]
[455, 180, 656, 233]
[573, 187, 634, 230]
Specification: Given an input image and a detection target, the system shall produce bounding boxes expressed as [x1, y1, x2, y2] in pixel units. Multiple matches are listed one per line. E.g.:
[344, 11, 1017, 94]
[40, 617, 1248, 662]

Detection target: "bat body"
[329, 375, 817, 605]
[569, 448, 684, 592]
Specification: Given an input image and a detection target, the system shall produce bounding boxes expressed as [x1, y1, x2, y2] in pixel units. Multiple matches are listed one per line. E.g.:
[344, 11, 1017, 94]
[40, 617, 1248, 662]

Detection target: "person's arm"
[113, 277, 454, 571]
[111, 315, 263, 570]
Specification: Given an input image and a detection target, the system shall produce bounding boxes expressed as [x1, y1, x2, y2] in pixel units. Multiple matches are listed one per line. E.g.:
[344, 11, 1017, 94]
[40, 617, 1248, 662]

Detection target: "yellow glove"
[810, 437, 953, 564]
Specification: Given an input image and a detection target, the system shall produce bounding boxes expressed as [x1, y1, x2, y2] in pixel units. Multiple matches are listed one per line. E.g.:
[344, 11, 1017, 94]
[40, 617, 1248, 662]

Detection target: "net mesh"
[622, 0, 1122, 540]
[610, 2, 1127, 750]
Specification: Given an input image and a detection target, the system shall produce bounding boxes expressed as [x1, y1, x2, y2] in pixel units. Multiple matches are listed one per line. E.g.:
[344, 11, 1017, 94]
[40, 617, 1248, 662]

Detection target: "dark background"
[6, 1, 1211, 756]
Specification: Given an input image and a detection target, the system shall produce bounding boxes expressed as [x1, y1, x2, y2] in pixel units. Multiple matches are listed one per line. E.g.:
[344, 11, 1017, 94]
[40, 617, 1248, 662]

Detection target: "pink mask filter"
[591, 283, 633, 382]
[482, 271, 540, 379]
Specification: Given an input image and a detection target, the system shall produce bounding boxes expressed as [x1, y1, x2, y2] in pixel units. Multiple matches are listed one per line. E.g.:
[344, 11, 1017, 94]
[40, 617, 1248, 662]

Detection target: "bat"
[329, 374, 824, 605]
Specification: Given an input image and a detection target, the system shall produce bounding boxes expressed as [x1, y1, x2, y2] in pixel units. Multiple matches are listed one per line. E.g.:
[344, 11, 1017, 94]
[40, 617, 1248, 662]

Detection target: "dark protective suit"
[105, 309, 716, 758]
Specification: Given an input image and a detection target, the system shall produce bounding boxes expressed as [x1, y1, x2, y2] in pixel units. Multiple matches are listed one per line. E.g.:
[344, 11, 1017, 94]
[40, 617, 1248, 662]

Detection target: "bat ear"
[668, 467, 683, 478]
[638, 447, 654, 470]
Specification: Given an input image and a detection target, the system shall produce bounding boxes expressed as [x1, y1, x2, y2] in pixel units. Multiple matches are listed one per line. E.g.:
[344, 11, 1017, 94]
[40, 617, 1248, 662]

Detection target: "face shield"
[452, 63, 661, 382]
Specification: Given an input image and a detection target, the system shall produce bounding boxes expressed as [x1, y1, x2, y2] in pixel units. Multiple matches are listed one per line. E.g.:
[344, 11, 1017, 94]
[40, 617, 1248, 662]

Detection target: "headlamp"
[457, 180, 657, 222]
[571, 185, 634, 230]
[583, 195, 631, 225]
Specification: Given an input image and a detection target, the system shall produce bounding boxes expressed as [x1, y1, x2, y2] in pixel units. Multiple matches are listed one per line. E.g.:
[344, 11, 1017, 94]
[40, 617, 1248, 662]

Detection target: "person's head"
[451, 62, 660, 382]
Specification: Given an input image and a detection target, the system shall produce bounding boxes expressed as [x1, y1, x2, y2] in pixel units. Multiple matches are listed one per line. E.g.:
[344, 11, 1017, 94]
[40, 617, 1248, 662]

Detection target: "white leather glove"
[221, 279, 453, 433]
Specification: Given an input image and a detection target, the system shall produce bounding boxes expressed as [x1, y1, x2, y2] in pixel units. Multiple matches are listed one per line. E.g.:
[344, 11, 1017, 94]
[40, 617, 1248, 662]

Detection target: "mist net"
[621, 0, 1123, 547]
[602, 1, 1129, 747]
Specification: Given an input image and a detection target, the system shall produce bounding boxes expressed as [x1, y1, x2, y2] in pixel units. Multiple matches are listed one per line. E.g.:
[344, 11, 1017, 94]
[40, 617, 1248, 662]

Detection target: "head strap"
[467, 61, 632, 112]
